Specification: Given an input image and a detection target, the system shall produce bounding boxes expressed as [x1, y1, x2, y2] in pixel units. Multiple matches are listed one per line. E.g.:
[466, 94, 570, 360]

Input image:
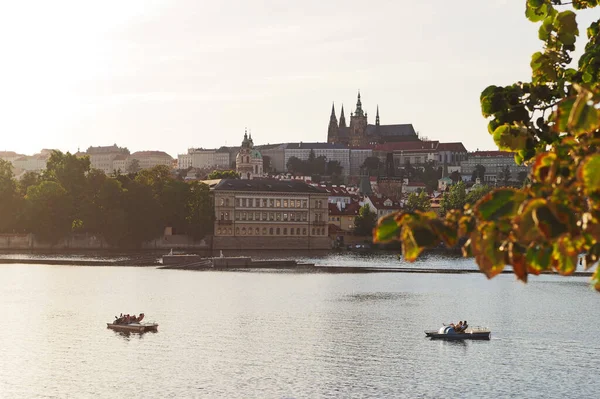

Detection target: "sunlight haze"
[0, 0, 595, 156]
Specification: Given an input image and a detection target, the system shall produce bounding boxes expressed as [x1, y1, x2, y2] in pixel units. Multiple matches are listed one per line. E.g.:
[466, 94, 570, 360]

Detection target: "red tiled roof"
[438, 142, 467, 152]
[328, 202, 361, 216]
[367, 195, 402, 210]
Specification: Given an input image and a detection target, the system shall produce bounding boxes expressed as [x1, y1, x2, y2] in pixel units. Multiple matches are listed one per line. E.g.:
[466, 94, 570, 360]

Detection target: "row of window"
[216, 227, 327, 236]
[219, 212, 310, 222]
[218, 197, 326, 209]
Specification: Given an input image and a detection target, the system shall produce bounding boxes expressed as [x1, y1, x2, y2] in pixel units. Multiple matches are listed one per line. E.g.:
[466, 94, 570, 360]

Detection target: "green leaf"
[577, 154, 600, 194]
[401, 224, 437, 262]
[525, 245, 552, 274]
[593, 266, 600, 292]
[373, 214, 400, 243]
[475, 188, 527, 221]
[553, 96, 576, 132]
[471, 222, 505, 279]
[508, 242, 528, 282]
[534, 204, 568, 239]
[430, 219, 458, 248]
[493, 125, 529, 151]
[568, 90, 600, 136]
[531, 152, 558, 183]
[551, 234, 580, 275]
[526, 2, 550, 22]
[554, 10, 579, 37]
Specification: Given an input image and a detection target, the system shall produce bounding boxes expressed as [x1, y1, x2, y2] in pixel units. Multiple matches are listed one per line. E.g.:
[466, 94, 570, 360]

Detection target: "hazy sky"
[0, 1, 596, 157]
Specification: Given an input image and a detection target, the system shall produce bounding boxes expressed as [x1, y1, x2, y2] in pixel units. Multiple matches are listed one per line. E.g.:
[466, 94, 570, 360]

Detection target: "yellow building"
[213, 179, 330, 250]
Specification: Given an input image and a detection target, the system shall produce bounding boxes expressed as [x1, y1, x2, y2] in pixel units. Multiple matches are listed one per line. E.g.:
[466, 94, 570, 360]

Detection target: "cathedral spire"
[355, 90, 364, 117]
[339, 105, 347, 128]
[376, 105, 380, 126]
[329, 102, 338, 126]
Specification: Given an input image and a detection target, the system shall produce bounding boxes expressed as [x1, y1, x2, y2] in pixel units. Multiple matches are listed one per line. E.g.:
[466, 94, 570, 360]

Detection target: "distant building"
[349, 148, 373, 177]
[373, 141, 468, 168]
[177, 147, 231, 170]
[0, 151, 25, 163]
[86, 144, 130, 174]
[285, 142, 350, 176]
[363, 194, 403, 219]
[128, 151, 173, 170]
[236, 131, 263, 180]
[12, 152, 50, 175]
[327, 92, 420, 147]
[212, 179, 330, 250]
[328, 201, 361, 232]
[257, 143, 286, 173]
[461, 151, 528, 183]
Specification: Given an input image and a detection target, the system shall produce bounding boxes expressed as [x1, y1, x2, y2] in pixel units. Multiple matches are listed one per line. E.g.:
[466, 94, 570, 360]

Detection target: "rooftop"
[214, 178, 327, 194]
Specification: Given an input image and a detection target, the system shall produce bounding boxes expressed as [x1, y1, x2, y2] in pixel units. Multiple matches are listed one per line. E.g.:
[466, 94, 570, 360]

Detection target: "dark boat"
[425, 326, 491, 340]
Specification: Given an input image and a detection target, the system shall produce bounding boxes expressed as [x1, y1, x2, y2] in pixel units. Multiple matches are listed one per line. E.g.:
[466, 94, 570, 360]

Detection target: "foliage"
[354, 204, 377, 236]
[466, 185, 492, 205]
[286, 153, 344, 181]
[374, 0, 600, 291]
[471, 164, 486, 182]
[207, 170, 240, 179]
[0, 158, 215, 247]
[440, 181, 467, 215]
[127, 159, 141, 174]
[361, 156, 382, 175]
[497, 165, 512, 186]
[449, 171, 462, 183]
[405, 191, 431, 212]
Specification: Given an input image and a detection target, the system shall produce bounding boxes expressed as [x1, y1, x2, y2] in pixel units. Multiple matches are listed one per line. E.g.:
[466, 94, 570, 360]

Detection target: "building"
[86, 144, 130, 174]
[212, 179, 330, 250]
[128, 151, 174, 170]
[327, 92, 420, 147]
[236, 131, 263, 180]
[0, 151, 25, 163]
[373, 141, 468, 168]
[177, 147, 231, 170]
[349, 148, 373, 177]
[177, 153, 193, 170]
[363, 194, 403, 219]
[328, 201, 361, 232]
[285, 142, 350, 176]
[12, 152, 50, 174]
[257, 143, 286, 173]
[460, 151, 528, 183]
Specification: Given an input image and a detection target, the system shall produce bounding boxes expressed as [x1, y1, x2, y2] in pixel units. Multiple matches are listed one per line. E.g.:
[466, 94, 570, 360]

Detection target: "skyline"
[1, 1, 597, 157]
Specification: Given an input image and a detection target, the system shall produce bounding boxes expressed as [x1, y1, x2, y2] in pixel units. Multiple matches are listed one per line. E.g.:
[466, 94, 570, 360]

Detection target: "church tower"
[327, 103, 339, 144]
[349, 91, 368, 147]
[236, 129, 263, 180]
[339, 105, 347, 128]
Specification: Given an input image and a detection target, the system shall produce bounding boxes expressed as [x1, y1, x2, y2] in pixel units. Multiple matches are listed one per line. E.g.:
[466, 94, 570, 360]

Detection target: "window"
[217, 228, 221, 235]
[283, 228, 287, 235]
[311, 228, 315, 235]
[255, 212, 260, 220]
[291, 228, 295, 235]
[270, 213, 275, 221]
[276, 213, 281, 221]
[235, 213, 240, 221]
[262, 212, 267, 220]
[249, 213, 254, 221]
[236, 227, 240, 235]
[242, 212, 247, 221]
[220, 198, 225, 206]
[297, 228, 301, 235]
[276, 228, 280, 235]
[225, 198, 230, 206]
[237, 198, 241, 207]
[225, 212, 229, 220]
[302, 200, 308, 208]
[269, 228, 274, 235]
[269, 199, 274, 207]
[283, 213, 288, 221]
[242, 198, 247, 207]
[242, 227, 246, 235]
[228, 229, 232, 235]
[255, 227, 259, 235]
[248, 228, 252, 235]
[262, 199, 267, 207]
[284, 200, 288, 207]
[291, 213, 295, 221]
[276, 199, 281, 207]
[263, 227, 267, 235]
[321, 228, 325, 235]
[220, 212, 224, 220]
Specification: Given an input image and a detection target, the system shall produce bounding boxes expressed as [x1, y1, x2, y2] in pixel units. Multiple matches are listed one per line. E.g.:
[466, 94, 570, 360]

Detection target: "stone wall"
[212, 235, 331, 250]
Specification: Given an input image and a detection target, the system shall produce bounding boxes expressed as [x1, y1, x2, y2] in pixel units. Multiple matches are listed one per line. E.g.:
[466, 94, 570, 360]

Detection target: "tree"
[354, 204, 377, 236]
[422, 161, 442, 192]
[374, 1, 600, 291]
[25, 181, 72, 243]
[185, 181, 213, 239]
[0, 159, 19, 233]
[405, 191, 431, 212]
[471, 164, 485, 182]
[466, 185, 491, 205]
[361, 157, 381, 176]
[439, 181, 466, 215]
[449, 171, 462, 183]
[497, 165, 512, 186]
[517, 171, 528, 184]
[262, 155, 272, 173]
[127, 159, 141, 174]
[207, 170, 240, 179]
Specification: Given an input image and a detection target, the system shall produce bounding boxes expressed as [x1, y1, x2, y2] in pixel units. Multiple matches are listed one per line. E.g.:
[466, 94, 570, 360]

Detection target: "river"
[0, 254, 598, 398]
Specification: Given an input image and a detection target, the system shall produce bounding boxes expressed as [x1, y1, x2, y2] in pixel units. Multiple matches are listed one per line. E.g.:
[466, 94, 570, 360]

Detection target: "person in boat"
[131, 314, 137, 323]
[137, 313, 144, 322]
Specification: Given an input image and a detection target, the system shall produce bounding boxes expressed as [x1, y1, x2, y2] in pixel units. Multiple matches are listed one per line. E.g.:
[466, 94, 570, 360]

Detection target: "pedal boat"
[425, 326, 490, 340]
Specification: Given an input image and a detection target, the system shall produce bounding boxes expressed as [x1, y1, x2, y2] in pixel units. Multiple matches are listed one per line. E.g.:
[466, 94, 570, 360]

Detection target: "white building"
[349, 148, 373, 177]
[284, 142, 350, 176]
[129, 151, 173, 170]
[236, 132, 263, 180]
[177, 147, 231, 170]
[177, 153, 193, 169]
[460, 151, 528, 183]
[86, 144, 130, 174]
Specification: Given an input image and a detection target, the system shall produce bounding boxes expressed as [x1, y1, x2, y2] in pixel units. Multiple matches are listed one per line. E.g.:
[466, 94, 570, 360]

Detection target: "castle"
[327, 92, 419, 147]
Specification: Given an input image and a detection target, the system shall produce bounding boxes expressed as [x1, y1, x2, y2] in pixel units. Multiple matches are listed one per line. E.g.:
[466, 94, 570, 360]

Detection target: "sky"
[0, 0, 597, 157]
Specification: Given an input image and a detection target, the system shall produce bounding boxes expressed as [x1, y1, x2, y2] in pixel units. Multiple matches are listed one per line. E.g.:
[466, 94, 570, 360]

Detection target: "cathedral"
[327, 92, 419, 147]
[236, 130, 263, 180]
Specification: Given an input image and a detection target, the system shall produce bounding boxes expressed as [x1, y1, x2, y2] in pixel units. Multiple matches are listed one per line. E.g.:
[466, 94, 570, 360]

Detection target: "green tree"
[422, 161, 442, 192]
[25, 181, 72, 243]
[207, 170, 240, 179]
[0, 159, 19, 233]
[354, 204, 377, 236]
[439, 181, 466, 215]
[374, 1, 600, 291]
[471, 164, 486, 182]
[127, 159, 141, 174]
[466, 185, 492, 205]
[185, 181, 213, 239]
[405, 191, 431, 212]
[17, 171, 41, 197]
[497, 165, 512, 186]
[361, 157, 382, 175]
[449, 171, 462, 183]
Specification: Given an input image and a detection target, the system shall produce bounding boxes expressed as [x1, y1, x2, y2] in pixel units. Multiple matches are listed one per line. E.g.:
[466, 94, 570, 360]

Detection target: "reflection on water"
[0, 261, 599, 398]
